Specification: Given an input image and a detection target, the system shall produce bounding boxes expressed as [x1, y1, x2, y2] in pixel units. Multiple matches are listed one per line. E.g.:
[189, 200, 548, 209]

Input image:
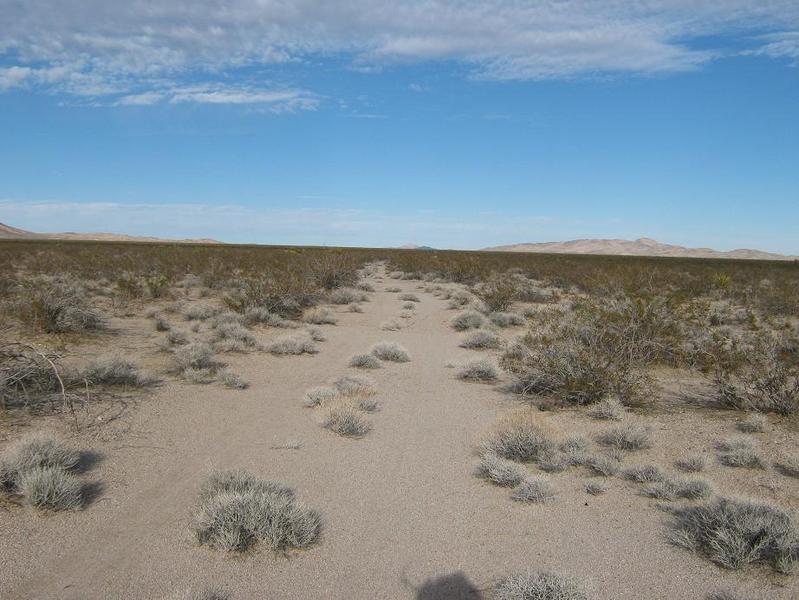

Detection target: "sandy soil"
[1, 268, 797, 599]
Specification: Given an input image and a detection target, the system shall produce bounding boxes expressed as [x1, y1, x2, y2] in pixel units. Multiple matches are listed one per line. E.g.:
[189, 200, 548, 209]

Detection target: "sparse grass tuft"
[173, 342, 216, 371]
[348, 353, 382, 369]
[304, 386, 339, 408]
[380, 320, 401, 331]
[18, 466, 83, 511]
[304, 308, 337, 325]
[675, 455, 708, 473]
[736, 413, 767, 433]
[460, 330, 501, 350]
[370, 341, 410, 363]
[489, 312, 525, 328]
[266, 333, 318, 355]
[584, 453, 622, 477]
[333, 375, 377, 397]
[585, 481, 608, 495]
[775, 456, 799, 478]
[218, 369, 249, 390]
[456, 359, 498, 382]
[483, 412, 554, 463]
[511, 477, 556, 503]
[475, 452, 526, 487]
[496, 571, 588, 600]
[83, 355, 155, 387]
[398, 293, 419, 302]
[597, 424, 653, 451]
[717, 438, 766, 469]
[193, 469, 321, 552]
[450, 310, 485, 331]
[642, 477, 714, 500]
[182, 367, 215, 384]
[623, 464, 666, 483]
[322, 405, 371, 437]
[587, 396, 626, 421]
[669, 496, 799, 573]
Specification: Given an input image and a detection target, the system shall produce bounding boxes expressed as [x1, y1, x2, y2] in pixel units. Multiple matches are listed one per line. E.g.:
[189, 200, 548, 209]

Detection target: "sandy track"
[1, 271, 796, 599]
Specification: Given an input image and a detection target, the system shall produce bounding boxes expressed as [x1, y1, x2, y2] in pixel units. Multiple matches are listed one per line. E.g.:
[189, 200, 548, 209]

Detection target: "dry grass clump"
[717, 438, 766, 469]
[705, 592, 753, 600]
[483, 412, 555, 463]
[1, 434, 83, 511]
[347, 303, 364, 313]
[173, 342, 216, 371]
[380, 319, 401, 331]
[184, 303, 221, 321]
[348, 353, 382, 369]
[193, 469, 321, 552]
[266, 333, 318, 355]
[456, 359, 499, 382]
[559, 436, 591, 465]
[675, 455, 708, 473]
[385, 286, 401, 293]
[623, 464, 666, 483]
[641, 477, 713, 500]
[584, 453, 622, 477]
[330, 288, 363, 305]
[183, 368, 214, 384]
[304, 308, 338, 325]
[496, 571, 588, 600]
[450, 310, 485, 331]
[537, 448, 570, 473]
[370, 341, 411, 363]
[356, 281, 375, 292]
[218, 369, 249, 390]
[475, 452, 526, 487]
[489, 312, 525, 328]
[166, 329, 190, 345]
[83, 355, 155, 387]
[211, 321, 259, 352]
[587, 396, 626, 421]
[585, 481, 608, 496]
[322, 405, 371, 437]
[401, 302, 416, 310]
[241, 306, 294, 328]
[775, 457, 799, 478]
[460, 330, 501, 350]
[398, 293, 419, 302]
[597, 424, 653, 451]
[736, 413, 767, 433]
[16, 276, 104, 333]
[668, 496, 799, 573]
[511, 477, 555, 503]
[332, 375, 377, 397]
[303, 386, 339, 408]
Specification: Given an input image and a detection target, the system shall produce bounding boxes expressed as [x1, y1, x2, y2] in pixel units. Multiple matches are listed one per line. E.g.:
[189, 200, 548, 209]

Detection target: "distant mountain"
[483, 237, 797, 261]
[399, 244, 436, 250]
[0, 222, 221, 244]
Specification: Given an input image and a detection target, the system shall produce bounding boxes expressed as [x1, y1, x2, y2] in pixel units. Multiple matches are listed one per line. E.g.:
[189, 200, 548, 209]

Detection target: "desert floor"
[1, 266, 797, 600]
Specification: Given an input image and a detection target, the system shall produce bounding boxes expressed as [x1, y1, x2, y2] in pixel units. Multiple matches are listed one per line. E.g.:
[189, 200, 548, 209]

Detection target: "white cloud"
[744, 31, 799, 65]
[0, 1, 797, 102]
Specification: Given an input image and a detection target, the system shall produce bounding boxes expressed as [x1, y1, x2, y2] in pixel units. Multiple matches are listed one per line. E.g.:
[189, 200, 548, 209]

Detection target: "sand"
[1, 267, 797, 599]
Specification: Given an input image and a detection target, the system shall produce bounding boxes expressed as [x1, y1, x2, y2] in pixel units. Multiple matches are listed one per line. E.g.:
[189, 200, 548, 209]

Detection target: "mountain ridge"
[0, 222, 221, 244]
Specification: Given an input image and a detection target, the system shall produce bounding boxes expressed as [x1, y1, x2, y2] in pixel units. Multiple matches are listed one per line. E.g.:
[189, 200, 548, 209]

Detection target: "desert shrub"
[585, 482, 608, 495]
[304, 386, 339, 408]
[322, 405, 371, 437]
[329, 288, 360, 305]
[775, 457, 799, 478]
[473, 276, 517, 313]
[675, 455, 708, 473]
[511, 477, 556, 503]
[706, 592, 752, 600]
[489, 312, 525, 328]
[240, 306, 295, 328]
[736, 413, 767, 433]
[370, 342, 410, 363]
[398, 293, 419, 303]
[401, 302, 416, 310]
[538, 448, 570, 473]
[309, 253, 358, 290]
[304, 308, 338, 325]
[218, 369, 249, 390]
[184, 303, 221, 321]
[353, 396, 379, 412]
[717, 438, 766, 469]
[450, 310, 485, 331]
[356, 281, 375, 292]
[460, 330, 501, 350]
[348, 353, 381, 369]
[587, 396, 626, 421]
[597, 424, 653, 451]
[584, 453, 622, 477]
[166, 329, 190, 345]
[304, 326, 326, 342]
[385, 286, 401, 293]
[668, 496, 799, 573]
[193, 469, 321, 552]
[623, 464, 665, 483]
[211, 322, 259, 352]
[173, 342, 215, 371]
[714, 337, 799, 414]
[182, 367, 214, 384]
[456, 359, 498, 382]
[0, 434, 80, 488]
[496, 571, 588, 600]
[266, 333, 318, 355]
[83, 355, 155, 387]
[483, 412, 554, 463]
[380, 320, 401, 331]
[154, 316, 171, 331]
[347, 303, 364, 313]
[144, 273, 171, 298]
[475, 452, 526, 487]
[15, 276, 104, 333]
[642, 477, 713, 500]
[332, 375, 376, 397]
[559, 436, 591, 465]
[18, 466, 83, 511]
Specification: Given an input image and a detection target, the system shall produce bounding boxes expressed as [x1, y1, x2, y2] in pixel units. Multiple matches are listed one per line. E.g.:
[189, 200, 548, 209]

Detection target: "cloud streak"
[1, 1, 798, 104]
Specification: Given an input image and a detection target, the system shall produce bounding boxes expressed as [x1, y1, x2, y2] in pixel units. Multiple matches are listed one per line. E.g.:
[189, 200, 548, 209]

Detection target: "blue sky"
[1, 1, 798, 252]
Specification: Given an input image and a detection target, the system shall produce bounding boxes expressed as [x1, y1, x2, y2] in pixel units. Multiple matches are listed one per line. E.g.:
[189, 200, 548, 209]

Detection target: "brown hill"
[0, 222, 221, 244]
[483, 237, 797, 261]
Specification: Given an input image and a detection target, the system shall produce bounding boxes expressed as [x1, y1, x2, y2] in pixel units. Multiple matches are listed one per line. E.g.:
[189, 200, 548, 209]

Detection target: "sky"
[1, 1, 798, 252]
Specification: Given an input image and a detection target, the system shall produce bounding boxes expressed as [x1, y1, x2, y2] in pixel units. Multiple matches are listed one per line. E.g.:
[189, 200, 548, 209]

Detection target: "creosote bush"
[370, 341, 411, 363]
[496, 571, 588, 600]
[669, 496, 799, 573]
[193, 469, 321, 552]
